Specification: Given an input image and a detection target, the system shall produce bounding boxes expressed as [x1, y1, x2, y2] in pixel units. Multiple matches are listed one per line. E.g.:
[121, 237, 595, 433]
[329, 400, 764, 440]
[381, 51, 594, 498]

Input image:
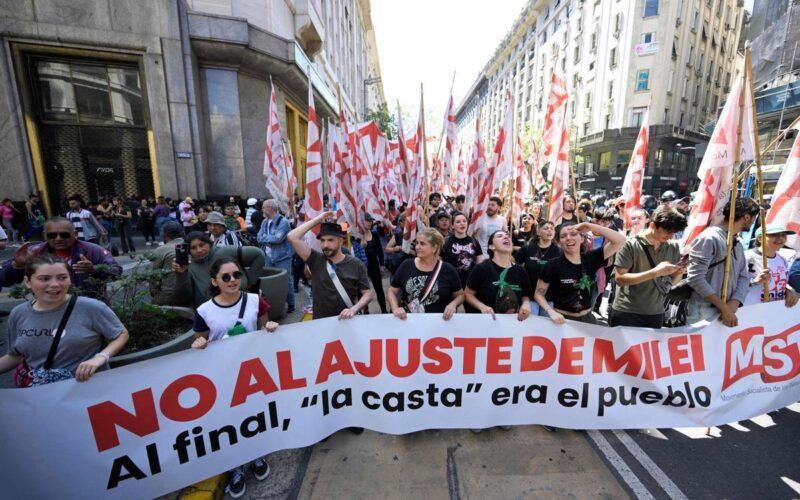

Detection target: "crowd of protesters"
[1, 187, 798, 498]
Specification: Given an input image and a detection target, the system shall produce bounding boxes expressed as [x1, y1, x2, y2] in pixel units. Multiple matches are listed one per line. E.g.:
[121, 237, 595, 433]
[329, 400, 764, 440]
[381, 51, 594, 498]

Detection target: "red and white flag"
[765, 127, 800, 251]
[512, 134, 532, 226]
[469, 97, 512, 233]
[528, 136, 545, 192]
[683, 74, 756, 246]
[547, 127, 571, 224]
[491, 93, 514, 191]
[441, 93, 457, 195]
[542, 72, 568, 175]
[264, 83, 292, 213]
[304, 84, 323, 232]
[466, 116, 487, 224]
[621, 109, 649, 226]
[402, 100, 428, 253]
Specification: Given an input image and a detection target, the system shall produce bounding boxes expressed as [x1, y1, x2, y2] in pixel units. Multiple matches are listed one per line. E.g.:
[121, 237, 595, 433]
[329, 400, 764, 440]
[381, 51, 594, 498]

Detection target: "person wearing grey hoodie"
[686, 198, 760, 327]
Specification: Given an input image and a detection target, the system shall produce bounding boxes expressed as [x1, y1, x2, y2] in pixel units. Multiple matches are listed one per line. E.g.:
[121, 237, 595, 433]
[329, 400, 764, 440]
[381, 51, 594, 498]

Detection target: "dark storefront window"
[30, 56, 152, 214]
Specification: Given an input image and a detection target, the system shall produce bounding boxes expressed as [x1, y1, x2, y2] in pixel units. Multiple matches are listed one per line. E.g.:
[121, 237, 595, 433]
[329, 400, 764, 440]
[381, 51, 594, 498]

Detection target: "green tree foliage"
[367, 103, 397, 139]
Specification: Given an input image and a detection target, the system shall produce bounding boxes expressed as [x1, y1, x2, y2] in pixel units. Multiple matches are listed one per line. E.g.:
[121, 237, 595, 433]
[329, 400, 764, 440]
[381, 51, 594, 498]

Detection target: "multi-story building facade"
[0, 0, 384, 216]
[456, 0, 745, 197]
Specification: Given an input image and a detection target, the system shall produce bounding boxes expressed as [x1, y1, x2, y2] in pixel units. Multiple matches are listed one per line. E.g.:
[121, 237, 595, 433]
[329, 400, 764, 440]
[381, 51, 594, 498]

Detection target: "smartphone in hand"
[175, 243, 189, 266]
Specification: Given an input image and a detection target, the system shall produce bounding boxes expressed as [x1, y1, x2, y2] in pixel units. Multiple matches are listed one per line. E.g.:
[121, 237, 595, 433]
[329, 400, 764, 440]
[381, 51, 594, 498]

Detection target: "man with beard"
[474, 196, 506, 254]
[288, 211, 374, 319]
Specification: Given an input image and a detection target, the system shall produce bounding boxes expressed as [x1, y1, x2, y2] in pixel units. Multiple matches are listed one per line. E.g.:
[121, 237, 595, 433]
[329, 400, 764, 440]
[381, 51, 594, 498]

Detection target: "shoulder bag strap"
[418, 260, 443, 304]
[43, 294, 78, 370]
[326, 260, 355, 308]
[637, 237, 658, 269]
[235, 292, 247, 323]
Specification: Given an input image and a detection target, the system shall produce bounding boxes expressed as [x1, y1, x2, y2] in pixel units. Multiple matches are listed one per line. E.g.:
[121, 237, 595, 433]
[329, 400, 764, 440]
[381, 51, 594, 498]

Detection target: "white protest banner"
[1, 302, 799, 499]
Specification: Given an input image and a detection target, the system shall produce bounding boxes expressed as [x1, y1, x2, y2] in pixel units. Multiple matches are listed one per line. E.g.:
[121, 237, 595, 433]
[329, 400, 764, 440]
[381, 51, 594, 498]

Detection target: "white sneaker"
[145, 241, 152, 246]
[158, 242, 165, 246]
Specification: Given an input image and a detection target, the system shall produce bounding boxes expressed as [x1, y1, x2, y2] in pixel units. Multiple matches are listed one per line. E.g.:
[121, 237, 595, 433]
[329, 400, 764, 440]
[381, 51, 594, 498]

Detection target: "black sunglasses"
[220, 271, 243, 282]
[46, 232, 73, 240]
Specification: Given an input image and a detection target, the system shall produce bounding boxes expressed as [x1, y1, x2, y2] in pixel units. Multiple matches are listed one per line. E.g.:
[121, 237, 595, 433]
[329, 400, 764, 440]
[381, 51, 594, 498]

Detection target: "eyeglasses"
[220, 271, 243, 282]
[46, 232, 73, 240]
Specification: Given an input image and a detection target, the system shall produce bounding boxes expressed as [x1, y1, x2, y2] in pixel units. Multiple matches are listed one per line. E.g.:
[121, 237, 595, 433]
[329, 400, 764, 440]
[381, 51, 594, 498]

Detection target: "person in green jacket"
[171, 231, 265, 308]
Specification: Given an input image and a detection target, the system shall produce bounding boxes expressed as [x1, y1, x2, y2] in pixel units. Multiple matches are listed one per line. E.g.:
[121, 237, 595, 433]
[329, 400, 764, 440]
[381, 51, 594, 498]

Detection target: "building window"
[636, 70, 650, 91]
[631, 106, 647, 127]
[642, 32, 656, 44]
[668, 69, 675, 93]
[585, 92, 592, 110]
[643, 0, 659, 17]
[672, 37, 679, 59]
[608, 80, 614, 99]
[574, 45, 581, 63]
[599, 151, 612, 171]
[610, 47, 617, 67]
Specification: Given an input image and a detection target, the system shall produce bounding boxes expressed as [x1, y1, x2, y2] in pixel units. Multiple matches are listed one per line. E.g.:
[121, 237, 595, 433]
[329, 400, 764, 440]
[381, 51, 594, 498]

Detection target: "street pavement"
[2, 240, 799, 499]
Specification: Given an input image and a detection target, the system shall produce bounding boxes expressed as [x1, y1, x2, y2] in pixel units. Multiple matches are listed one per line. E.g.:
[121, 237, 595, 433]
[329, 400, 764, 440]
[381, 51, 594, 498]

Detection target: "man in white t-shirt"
[744, 225, 799, 308]
[474, 196, 506, 258]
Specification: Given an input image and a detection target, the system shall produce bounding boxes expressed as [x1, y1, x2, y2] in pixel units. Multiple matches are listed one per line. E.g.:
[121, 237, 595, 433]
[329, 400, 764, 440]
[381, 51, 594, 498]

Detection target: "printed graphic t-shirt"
[539, 247, 606, 313]
[390, 259, 462, 313]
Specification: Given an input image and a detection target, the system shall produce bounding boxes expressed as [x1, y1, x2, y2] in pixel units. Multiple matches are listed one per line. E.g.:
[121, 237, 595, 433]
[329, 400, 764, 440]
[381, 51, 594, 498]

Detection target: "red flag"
[682, 74, 755, 246]
[402, 99, 427, 253]
[466, 116, 487, 224]
[264, 83, 291, 213]
[304, 84, 323, 233]
[766, 130, 800, 251]
[470, 95, 512, 232]
[621, 109, 649, 226]
[542, 72, 568, 172]
[528, 136, 545, 192]
[512, 134, 531, 225]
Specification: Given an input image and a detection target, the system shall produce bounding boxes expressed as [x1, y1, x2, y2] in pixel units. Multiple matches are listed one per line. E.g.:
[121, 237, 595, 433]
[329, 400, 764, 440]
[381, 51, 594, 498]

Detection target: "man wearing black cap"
[288, 211, 373, 319]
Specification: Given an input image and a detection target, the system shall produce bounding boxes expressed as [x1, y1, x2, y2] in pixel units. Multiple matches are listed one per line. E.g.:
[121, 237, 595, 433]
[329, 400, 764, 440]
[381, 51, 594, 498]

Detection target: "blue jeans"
[267, 257, 295, 309]
[531, 301, 554, 317]
[155, 216, 170, 240]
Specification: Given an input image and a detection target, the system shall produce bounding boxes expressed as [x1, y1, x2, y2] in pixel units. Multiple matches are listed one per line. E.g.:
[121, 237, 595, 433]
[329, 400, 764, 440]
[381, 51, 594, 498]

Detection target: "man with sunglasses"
[0, 217, 121, 300]
[288, 211, 373, 319]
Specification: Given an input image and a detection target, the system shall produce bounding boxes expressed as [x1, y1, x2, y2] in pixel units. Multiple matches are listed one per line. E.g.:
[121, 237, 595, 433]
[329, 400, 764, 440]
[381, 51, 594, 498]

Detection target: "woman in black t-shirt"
[388, 228, 464, 320]
[512, 213, 536, 254]
[515, 221, 562, 316]
[441, 212, 484, 287]
[465, 230, 533, 320]
[535, 222, 625, 325]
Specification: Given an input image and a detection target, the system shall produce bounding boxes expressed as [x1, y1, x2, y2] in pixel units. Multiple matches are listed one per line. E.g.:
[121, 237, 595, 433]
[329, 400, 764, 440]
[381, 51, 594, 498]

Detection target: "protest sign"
[1, 302, 798, 498]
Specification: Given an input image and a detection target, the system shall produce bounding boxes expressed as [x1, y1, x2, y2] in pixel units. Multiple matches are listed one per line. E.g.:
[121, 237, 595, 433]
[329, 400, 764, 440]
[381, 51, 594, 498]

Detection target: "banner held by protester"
[1, 303, 798, 499]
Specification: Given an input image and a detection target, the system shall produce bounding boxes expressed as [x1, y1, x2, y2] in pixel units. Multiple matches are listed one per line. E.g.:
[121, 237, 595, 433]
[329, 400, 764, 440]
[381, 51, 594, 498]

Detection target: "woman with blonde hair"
[388, 227, 464, 320]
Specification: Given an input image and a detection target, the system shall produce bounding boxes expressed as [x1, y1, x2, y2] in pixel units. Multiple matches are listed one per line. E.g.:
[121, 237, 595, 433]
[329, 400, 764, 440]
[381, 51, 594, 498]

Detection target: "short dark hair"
[186, 231, 213, 247]
[429, 192, 442, 203]
[651, 206, 688, 232]
[451, 211, 468, 223]
[67, 194, 84, 205]
[722, 197, 760, 221]
[455, 194, 466, 204]
[554, 222, 578, 242]
[489, 196, 503, 206]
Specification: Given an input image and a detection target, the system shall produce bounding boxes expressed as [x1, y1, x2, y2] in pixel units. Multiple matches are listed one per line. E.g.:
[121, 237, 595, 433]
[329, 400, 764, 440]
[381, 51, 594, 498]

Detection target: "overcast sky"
[372, 0, 528, 133]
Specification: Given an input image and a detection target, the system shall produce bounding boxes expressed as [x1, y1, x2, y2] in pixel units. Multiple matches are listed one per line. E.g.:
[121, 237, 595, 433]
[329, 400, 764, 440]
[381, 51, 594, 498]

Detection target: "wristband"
[95, 352, 110, 365]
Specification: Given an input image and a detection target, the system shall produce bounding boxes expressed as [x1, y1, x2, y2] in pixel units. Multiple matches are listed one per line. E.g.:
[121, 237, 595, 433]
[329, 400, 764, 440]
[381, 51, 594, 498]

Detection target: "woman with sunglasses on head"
[0, 255, 129, 386]
[190, 257, 277, 497]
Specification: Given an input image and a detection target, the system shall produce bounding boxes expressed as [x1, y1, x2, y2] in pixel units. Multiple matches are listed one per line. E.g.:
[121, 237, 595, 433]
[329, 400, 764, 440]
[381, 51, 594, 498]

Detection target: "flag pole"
[744, 45, 770, 302]
[421, 83, 431, 225]
[721, 58, 749, 303]
[508, 92, 516, 230]
[735, 114, 800, 183]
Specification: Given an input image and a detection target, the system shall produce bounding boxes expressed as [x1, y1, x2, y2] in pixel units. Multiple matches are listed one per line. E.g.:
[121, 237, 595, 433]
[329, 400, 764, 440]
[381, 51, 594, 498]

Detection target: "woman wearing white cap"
[744, 225, 799, 307]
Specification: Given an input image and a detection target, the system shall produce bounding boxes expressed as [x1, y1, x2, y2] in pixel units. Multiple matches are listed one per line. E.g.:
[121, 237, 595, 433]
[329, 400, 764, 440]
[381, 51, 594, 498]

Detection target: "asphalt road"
[587, 405, 800, 499]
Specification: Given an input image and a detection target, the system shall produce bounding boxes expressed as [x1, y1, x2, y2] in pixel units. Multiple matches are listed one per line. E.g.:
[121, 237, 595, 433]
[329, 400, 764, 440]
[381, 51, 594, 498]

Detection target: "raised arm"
[574, 222, 625, 260]
[287, 211, 333, 261]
